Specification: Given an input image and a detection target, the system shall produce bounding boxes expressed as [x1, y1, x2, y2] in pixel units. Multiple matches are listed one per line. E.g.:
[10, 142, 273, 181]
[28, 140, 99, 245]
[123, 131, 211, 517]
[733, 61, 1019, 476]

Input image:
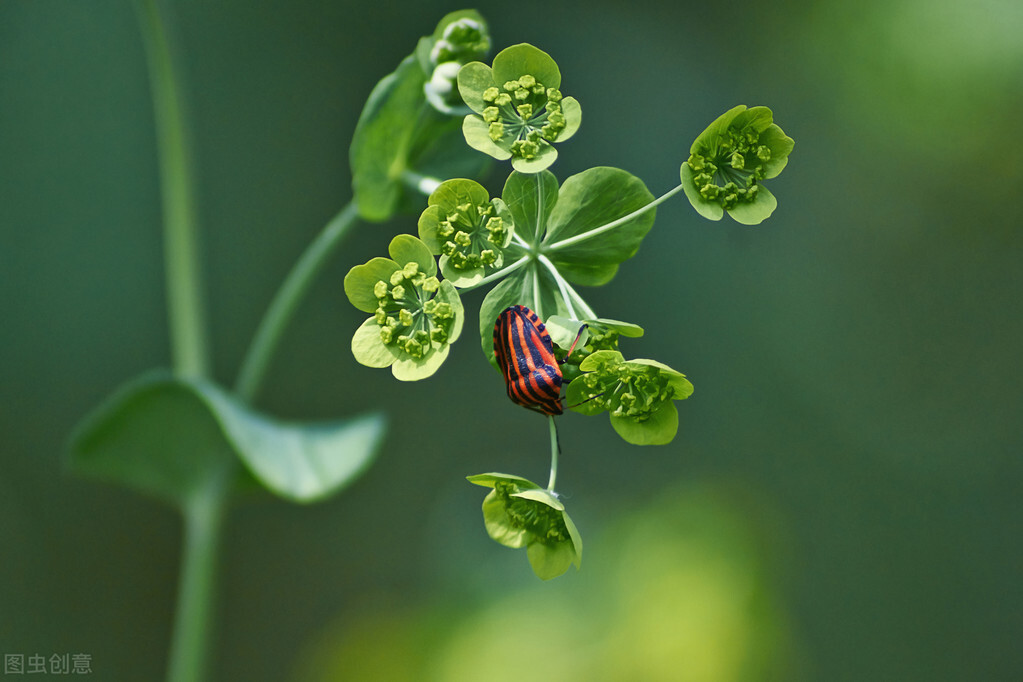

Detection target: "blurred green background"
[2, 0, 1021, 680]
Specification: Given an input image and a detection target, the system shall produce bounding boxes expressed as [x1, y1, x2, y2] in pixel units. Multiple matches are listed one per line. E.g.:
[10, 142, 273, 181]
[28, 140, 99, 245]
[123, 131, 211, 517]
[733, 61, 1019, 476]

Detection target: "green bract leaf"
[681, 104, 794, 225]
[544, 315, 590, 352]
[609, 400, 678, 446]
[346, 236, 463, 380]
[351, 13, 492, 222]
[457, 44, 580, 173]
[544, 167, 656, 285]
[568, 351, 694, 445]
[351, 54, 430, 222]
[467, 472, 582, 580]
[502, 170, 559, 244]
[344, 258, 401, 313]
[67, 372, 386, 505]
[417, 178, 513, 287]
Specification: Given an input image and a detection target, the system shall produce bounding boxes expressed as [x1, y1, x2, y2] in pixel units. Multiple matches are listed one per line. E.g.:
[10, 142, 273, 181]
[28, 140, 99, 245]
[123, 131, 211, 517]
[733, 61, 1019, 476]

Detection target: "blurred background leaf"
[1, 0, 1020, 680]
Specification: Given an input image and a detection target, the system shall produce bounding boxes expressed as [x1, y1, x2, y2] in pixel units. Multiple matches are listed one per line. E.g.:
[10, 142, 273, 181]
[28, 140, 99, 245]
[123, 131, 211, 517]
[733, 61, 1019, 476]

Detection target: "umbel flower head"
[467, 473, 583, 580]
[566, 350, 694, 445]
[422, 10, 491, 113]
[457, 43, 582, 172]
[417, 178, 513, 287]
[681, 105, 794, 225]
[344, 235, 464, 381]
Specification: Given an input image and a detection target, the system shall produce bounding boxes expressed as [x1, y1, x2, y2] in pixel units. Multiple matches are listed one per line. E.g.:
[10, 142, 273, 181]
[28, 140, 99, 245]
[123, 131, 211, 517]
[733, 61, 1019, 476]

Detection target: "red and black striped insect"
[493, 305, 585, 416]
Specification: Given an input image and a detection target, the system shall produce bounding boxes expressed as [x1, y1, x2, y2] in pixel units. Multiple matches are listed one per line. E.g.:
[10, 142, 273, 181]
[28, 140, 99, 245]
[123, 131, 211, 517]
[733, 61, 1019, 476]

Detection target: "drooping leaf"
[351, 41, 490, 222]
[68, 372, 387, 506]
[350, 54, 429, 222]
[609, 400, 679, 446]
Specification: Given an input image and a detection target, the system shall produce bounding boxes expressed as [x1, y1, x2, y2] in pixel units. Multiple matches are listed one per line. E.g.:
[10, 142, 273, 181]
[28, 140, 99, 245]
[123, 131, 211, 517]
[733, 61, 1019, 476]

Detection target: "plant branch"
[547, 415, 559, 491]
[456, 255, 531, 293]
[135, 0, 209, 379]
[234, 201, 361, 402]
[166, 463, 232, 682]
[544, 182, 685, 252]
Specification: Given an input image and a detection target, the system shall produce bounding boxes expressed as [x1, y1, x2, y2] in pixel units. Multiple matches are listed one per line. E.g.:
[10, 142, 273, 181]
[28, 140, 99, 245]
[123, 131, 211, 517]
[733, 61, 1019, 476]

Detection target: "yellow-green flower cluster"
[371, 262, 452, 356]
[418, 178, 514, 287]
[345, 235, 464, 381]
[436, 200, 508, 270]
[681, 105, 794, 225]
[457, 43, 582, 172]
[481, 75, 567, 160]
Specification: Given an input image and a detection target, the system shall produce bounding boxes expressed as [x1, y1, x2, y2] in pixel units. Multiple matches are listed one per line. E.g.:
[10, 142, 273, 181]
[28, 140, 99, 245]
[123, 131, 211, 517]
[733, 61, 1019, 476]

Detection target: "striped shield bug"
[493, 305, 586, 415]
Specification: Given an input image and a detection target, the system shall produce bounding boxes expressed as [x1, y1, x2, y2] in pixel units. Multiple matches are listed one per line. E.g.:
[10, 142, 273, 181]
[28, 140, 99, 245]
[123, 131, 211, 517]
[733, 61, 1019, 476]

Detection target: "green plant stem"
[456, 255, 530, 293]
[547, 415, 559, 491]
[167, 464, 232, 682]
[234, 202, 361, 402]
[544, 182, 686, 252]
[135, 0, 209, 379]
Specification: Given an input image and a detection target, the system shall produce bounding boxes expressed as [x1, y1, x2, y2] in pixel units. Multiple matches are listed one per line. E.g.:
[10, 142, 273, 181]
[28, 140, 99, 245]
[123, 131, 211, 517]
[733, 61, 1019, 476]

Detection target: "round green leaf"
[610, 400, 679, 446]
[726, 184, 778, 225]
[545, 315, 589, 350]
[526, 536, 576, 580]
[545, 167, 657, 278]
[462, 114, 512, 160]
[512, 487, 565, 511]
[466, 472, 542, 490]
[759, 124, 795, 179]
[417, 205, 446, 254]
[456, 61, 495, 113]
[557, 96, 582, 142]
[427, 177, 491, 209]
[344, 257, 401, 313]
[491, 43, 561, 91]
[579, 349, 625, 372]
[680, 162, 725, 221]
[391, 344, 450, 381]
[352, 318, 400, 369]
[690, 104, 745, 155]
[388, 234, 437, 276]
[435, 280, 464, 344]
[509, 144, 558, 173]
[481, 488, 529, 548]
[592, 318, 645, 338]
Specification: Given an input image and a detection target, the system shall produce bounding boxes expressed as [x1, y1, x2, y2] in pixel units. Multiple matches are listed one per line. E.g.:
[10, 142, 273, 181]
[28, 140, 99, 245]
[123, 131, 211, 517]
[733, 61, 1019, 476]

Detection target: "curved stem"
[401, 169, 442, 196]
[547, 415, 559, 491]
[234, 201, 360, 402]
[544, 182, 686, 253]
[135, 0, 209, 379]
[166, 462, 232, 682]
[537, 256, 597, 320]
[537, 254, 577, 320]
